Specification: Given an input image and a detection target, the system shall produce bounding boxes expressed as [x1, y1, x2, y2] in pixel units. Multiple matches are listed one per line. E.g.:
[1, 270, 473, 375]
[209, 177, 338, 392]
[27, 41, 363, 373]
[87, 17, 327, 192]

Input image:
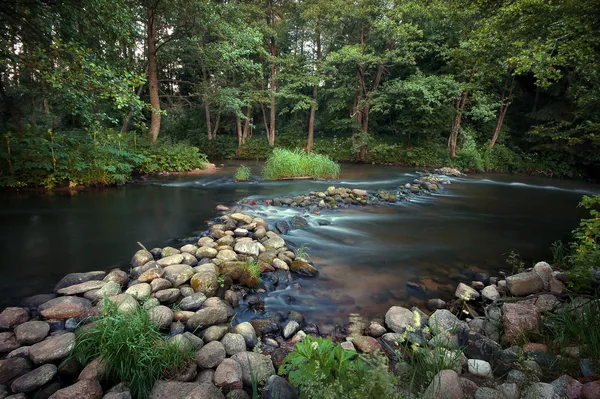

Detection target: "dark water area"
[1, 162, 598, 331]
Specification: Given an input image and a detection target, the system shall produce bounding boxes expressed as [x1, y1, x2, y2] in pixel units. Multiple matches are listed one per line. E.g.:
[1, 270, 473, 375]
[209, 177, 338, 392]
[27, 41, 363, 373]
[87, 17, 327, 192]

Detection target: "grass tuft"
[262, 149, 340, 180]
[72, 301, 194, 398]
[234, 165, 251, 181]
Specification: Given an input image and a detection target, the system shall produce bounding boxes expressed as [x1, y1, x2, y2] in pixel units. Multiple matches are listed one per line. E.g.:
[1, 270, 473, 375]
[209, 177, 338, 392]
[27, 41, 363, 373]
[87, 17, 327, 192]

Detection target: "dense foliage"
[2, 0, 600, 183]
[73, 301, 194, 398]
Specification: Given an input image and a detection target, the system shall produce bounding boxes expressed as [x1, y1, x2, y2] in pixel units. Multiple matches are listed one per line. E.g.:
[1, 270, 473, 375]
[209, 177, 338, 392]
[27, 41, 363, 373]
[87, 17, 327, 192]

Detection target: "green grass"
[542, 298, 600, 375]
[72, 301, 194, 398]
[234, 165, 251, 181]
[243, 260, 261, 280]
[262, 149, 340, 180]
[296, 244, 311, 261]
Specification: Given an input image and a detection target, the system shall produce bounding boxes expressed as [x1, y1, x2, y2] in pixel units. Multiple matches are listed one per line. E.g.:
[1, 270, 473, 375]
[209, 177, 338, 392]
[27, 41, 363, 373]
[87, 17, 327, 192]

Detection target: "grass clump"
[240, 259, 261, 287]
[72, 301, 194, 398]
[234, 165, 251, 181]
[262, 149, 340, 180]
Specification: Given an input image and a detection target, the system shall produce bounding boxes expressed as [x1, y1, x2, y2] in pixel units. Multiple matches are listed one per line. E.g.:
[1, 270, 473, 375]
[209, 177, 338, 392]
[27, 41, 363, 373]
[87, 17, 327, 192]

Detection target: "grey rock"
[385, 306, 415, 333]
[502, 303, 541, 344]
[221, 333, 246, 356]
[156, 254, 184, 267]
[163, 265, 194, 287]
[179, 293, 207, 311]
[15, 321, 50, 345]
[506, 370, 526, 387]
[124, 283, 152, 300]
[196, 247, 218, 259]
[474, 387, 505, 399]
[481, 286, 500, 301]
[497, 383, 519, 399]
[147, 306, 173, 329]
[180, 253, 198, 267]
[422, 370, 464, 399]
[195, 341, 226, 369]
[11, 364, 57, 393]
[54, 272, 105, 292]
[173, 363, 197, 383]
[232, 322, 257, 349]
[29, 333, 76, 365]
[455, 283, 480, 301]
[234, 241, 260, 257]
[283, 321, 300, 339]
[194, 370, 214, 385]
[467, 359, 492, 377]
[57, 281, 105, 296]
[523, 383, 556, 399]
[103, 269, 128, 286]
[427, 299, 447, 311]
[100, 294, 138, 314]
[48, 379, 102, 399]
[0, 308, 29, 329]
[430, 309, 462, 335]
[154, 288, 180, 304]
[190, 272, 218, 298]
[131, 250, 153, 267]
[149, 381, 197, 399]
[7, 346, 31, 358]
[203, 325, 229, 342]
[20, 294, 58, 310]
[214, 358, 243, 389]
[150, 279, 173, 293]
[182, 383, 224, 399]
[38, 297, 92, 320]
[85, 281, 122, 302]
[506, 272, 544, 296]
[0, 357, 32, 384]
[187, 307, 230, 330]
[533, 262, 553, 290]
[263, 375, 298, 399]
[230, 352, 275, 386]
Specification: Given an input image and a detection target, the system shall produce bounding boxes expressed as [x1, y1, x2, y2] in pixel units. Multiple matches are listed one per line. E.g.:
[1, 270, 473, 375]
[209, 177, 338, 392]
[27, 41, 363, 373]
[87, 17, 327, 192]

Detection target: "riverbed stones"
[179, 293, 207, 311]
[221, 333, 246, 356]
[263, 235, 285, 250]
[422, 370, 464, 399]
[290, 259, 318, 277]
[263, 375, 297, 399]
[214, 358, 243, 390]
[231, 352, 275, 386]
[138, 267, 164, 283]
[125, 283, 152, 300]
[29, 332, 75, 364]
[187, 307, 230, 330]
[481, 285, 500, 301]
[104, 269, 128, 285]
[157, 254, 184, 267]
[203, 325, 229, 342]
[11, 364, 57, 393]
[151, 278, 172, 292]
[101, 294, 138, 313]
[506, 272, 544, 296]
[533, 261, 553, 290]
[502, 303, 541, 344]
[455, 283, 480, 301]
[0, 357, 32, 384]
[163, 265, 194, 287]
[147, 306, 173, 329]
[195, 341, 226, 369]
[131, 250, 153, 267]
[0, 308, 29, 330]
[468, 359, 492, 377]
[85, 281, 122, 301]
[429, 309, 462, 335]
[234, 241, 260, 257]
[49, 379, 102, 399]
[14, 321, 49, 345]
[351, 336, 381, 354]
[56, 281, 105, 296]
[190, 272, 218, 297]
[523, 382, 556, 399]
[54, 271, 106, 292]
[385, 306, 415, 333]
[283, 321, 300, 339]
[230, 213, 253, 225]
[196, 246, 218, 259]
[39, 296, 91, 319]
[154, 288, 180, 304]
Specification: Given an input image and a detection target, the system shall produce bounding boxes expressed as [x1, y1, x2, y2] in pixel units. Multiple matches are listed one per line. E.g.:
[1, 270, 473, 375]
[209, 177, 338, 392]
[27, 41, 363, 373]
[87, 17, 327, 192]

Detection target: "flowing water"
[1, 163, 598, 330]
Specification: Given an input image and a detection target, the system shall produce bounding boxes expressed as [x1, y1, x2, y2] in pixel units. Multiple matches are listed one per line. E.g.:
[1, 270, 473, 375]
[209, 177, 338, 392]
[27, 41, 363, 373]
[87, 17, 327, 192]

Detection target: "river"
[1, 163, 598, 330]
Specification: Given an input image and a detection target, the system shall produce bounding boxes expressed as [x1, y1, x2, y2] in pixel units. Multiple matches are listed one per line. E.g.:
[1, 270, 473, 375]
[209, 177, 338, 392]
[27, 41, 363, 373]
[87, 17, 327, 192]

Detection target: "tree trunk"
[489, 76, 514, 149]
[242, 106, 252, 144]
[449, 94, 467, 158]
[147, 3, 160, 144]
[268, 58, 276, 146]
[307, 29, 321, 152]
[236, 115, 243, 147]
[213, 113, 220, 138]
[204, 100, 213, 140]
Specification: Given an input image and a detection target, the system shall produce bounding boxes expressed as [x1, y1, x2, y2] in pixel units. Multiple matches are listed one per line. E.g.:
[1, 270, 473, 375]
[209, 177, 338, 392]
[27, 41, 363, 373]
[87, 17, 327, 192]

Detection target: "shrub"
[72, 301, 194, 398]
[234, 165, 251, 181]
[567, 195, 600, 289]
[135, 141, 208, 174]
[262, 149, 340, 180]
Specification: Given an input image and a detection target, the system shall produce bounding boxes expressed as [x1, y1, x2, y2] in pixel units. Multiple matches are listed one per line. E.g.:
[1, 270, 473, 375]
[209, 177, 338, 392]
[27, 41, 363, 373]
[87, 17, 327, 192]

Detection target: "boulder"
[20, 294, 58, 310]
[263, 236, 285, 249]
[101, 294, 138, 313]
[216, 250, 238, 262]
[533, 262, 553, 290]
[187, 307, 230, 330]
[430, 309, 462, 335]
[221, 333, 246, 356]
[131, 250, 153, 267]
[385, 306, 415, 333]
[29, 333, 75, 365]
[234, 242, 260, 257]
[422, 370, 464, 399]
[230, 213, 253, 224]
[149, 381, 197, 399]
[481, 286, 500, 301]
[502, 303, 541, 344]
[85, 281, 122, 301]
[497, 383, 520, 399]
[455, 283, 480, 301]
[195, 341, 226, 369]
[78, 358, 106, 381]
[283, 321, 300, 339]
[49, 379, 102, 399]
[190, 272, 218, 298]
[103, 269, 128, 286]
[467, 359, 492, 377]
[163, 265, 194, 287]
[0, 307, 29, 329]
[474, 387, 504, 399]
[138, 267, 164, 283]
[263, 375, 298, 399]
[14, 321, 50, 345]
[56, 281, 105, 296]
[157, 254, 185, 267]
[11, 364, 57, 393]
[232, 322, 258, 349]
[125, 283, 152, 300]
[203, 325, 229, 342]
[524, 383, 556, 399]
[183, 383, 225, 399]
[506, 272, 544, 296]
[39, 297, 92, 320]
[0, 357, 32, 384]
[54, 272, 106, 292]
[196, 247, 218, 259]
[179, 293, 207, 311]
[290, 259, 318, 277]
[351, 336, 381, 354]
[214, 358, 243, 389]
[148, 306, 173, 329]
[151, 278, 172, 293]
[231, 352, 275, 386]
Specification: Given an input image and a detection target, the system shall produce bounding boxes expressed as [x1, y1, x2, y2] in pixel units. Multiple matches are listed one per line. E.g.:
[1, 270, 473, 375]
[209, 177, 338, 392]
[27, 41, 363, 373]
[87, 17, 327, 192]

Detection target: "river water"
[1, 163, 598, 330]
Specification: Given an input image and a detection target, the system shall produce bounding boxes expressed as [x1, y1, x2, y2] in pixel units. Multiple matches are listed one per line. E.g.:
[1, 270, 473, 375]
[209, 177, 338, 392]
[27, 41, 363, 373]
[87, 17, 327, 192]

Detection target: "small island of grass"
[262, 149, 340, 180]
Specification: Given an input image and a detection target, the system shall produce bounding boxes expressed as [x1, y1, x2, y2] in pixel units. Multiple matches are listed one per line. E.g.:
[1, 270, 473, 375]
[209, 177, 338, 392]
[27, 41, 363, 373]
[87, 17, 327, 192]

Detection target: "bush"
[72, 301, 194, 398]
[262, 149, 340, 180]
[135, 141, 208, 174]
[567, 195, 600, 289]
[234, 165, 251, 181]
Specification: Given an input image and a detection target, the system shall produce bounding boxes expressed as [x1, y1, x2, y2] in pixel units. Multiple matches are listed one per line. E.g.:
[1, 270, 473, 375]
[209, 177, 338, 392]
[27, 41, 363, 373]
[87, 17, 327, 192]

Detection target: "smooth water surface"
[1, 163, 598, 329]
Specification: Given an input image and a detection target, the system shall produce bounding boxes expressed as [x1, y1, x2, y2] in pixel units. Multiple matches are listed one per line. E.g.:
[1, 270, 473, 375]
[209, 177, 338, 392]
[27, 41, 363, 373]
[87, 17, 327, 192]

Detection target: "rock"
[290, 259, 318, 277]
[352, 188, 367, 196]
[460, 377, 478, 399]
[506, 369, 526, 387]
[216, 250, 238, 263]
[234, 242, 260, 257]
[549, 278, 565, 295]
[462, 331, 501, 363]
[195, 341, 226, 369]
[0, 308, 29, 329]
[147, 306, 173, 329]
[366, 322, 387, 338]
[385, 306, 415, 333]
[149, 381, 197, 399]
[57, 281, 105, 296]
[85, 281, 122, 301]
[430, 309, 462, 335]
[39, 297, 92, 320]
[283, 321, 300, 339]
[221, 333, 246, 356]
[272, 258, 288, 271]
[506, 272, 544, 296]
[20, 294, 58, 310]
[455, 283, 480, 301]
[250, 318, 280, 336]
[524, 383, 556, 399]
[231, 213, 253, 225]
[427, 298, 447, 311]
[125, 283, 152, 300]
[263, 236, 285, 249]
[156, 254, 184, 267]
[11, 364, 57, 393]
[54, 272, 106, 292]
[467, 359, 492, 377]
[214, 358, 243, 389]
[351, 336, 381, 354]
[231, 352, 275, 386]
[263, 375, 298, 399]
[187, 307, 230, 330]
[203, 325, 229, 342]
[7, 346, 31, 358]
[497, 383, 519, 399]
[582, 381, 600, 399]
[551, 375, 582, 399]
[232, 323, 257, 349]
[474, 388, 504, 399]
[15, 321, 50, 345]
[0, 357, 31, 384]
[179, 293, 207, 311]
[78, 358, 105, 381]
[161, 247, 181, 258]
[137, 267, 164, 283]
[29, 333, 75, 364]
[155, 288, 180, 304]
[533, 262, 553, 290]
[341, 341, 355, 351]
[163, 265, 194, 287]
[150, 278, 172, 292]
[481, 286, 500, 301]
[101, 294, 138, 313]
[196, 247, 218, 259]
[502, 303, 541, 344]
[422, 370, 464, 399]
[195, 370, 214, 384]
[183, 383, 225, 399]
[49, 379, 102, 399]
[131, 250, 153, 267]
[103, 269, 128, 285]
[190, 273, 218, 298]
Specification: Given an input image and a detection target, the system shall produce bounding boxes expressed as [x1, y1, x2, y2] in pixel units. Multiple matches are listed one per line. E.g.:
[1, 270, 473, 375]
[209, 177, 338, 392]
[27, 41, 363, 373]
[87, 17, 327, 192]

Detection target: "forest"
[1, 0, 599, 188]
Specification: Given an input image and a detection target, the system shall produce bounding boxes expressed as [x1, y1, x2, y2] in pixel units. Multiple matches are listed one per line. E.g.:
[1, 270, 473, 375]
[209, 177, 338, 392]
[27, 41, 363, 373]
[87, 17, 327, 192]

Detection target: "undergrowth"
[234, 165, 251, 181]
[262, 149, 340, 180]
